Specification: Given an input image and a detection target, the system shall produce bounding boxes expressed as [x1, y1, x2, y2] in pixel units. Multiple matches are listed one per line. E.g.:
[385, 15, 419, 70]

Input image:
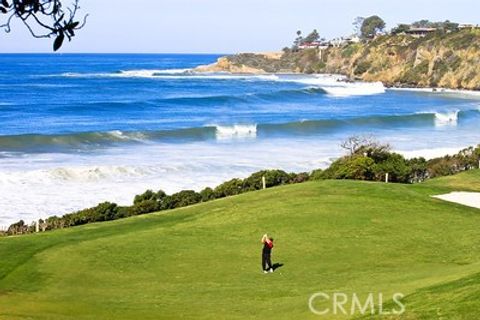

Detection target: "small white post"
[385, 173, 389, 183]
[35, 220, 40, 233]
[262, 176, 266, 190]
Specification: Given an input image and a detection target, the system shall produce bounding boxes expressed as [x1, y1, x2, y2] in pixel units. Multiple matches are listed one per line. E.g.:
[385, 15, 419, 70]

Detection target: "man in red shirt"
[261, 233, 274, 273]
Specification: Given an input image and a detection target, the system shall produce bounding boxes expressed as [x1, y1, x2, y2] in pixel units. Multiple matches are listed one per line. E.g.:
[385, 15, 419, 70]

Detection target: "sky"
[0, 0, 478, 53]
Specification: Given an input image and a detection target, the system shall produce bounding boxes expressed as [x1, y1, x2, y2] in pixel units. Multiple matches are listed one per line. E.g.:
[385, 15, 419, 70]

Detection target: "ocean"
[1, 53, 479, 227]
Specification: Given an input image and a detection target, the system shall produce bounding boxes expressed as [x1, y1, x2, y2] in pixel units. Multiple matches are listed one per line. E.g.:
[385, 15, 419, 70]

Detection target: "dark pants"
[262, 253, 272, 271]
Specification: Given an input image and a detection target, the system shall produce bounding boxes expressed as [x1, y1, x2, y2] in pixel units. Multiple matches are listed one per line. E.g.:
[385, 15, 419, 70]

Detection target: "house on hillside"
[298, 41, 330, 50]
[346, 35, 361, 43]
[405, 27, 437, 37]
[459, 23, 480, 29]
[329, 36, 361, 48]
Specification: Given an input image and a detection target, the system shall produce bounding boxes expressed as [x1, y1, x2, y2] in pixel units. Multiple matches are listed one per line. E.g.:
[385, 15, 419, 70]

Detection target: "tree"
[440, 20, 459, 32]
[412, 19, 431, 28]
[200, 187, 215, 202]
[292, 30, 304, 50]
[242, 170, 291, 191]
[303, 29, 320, 43]
[214, 178, 244, 198]
[169, 190, 201, 208]
[353, 16, 365, 36]
[0, 0, 87, 51]
[391, 24, 410, 35]
[360, 15, 386, 39]
[411, 19, 459, 32]
[340, 135, 385, 155]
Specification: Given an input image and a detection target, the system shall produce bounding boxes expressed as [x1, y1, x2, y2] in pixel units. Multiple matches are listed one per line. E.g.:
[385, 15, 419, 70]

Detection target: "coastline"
[194, 60, 480, 95]
[196, 29, 480, 90]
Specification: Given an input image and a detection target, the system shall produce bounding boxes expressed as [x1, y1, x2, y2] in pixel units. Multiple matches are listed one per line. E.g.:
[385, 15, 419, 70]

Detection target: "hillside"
[197, 29, 480, 90]
[0, 171, 480, 319]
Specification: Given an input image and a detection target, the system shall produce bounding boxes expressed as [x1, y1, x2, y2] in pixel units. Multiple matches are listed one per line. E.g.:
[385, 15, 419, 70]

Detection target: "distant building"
[298, 35, 361, 50]
[329, 36, 361, 48]
[298, 41, 330, 50]
[329, 38, 345, 47]
[458, 23, 480, 29]
[405, 27, 437, 37]
[347, 35, 361, 43]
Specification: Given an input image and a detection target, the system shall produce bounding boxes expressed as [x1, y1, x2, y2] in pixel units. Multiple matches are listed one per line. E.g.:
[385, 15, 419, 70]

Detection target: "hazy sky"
[0, 0, 478, 53]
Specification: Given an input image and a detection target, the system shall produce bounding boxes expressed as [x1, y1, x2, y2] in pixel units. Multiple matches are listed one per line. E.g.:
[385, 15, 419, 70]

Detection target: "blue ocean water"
[0, 53, 479, 226]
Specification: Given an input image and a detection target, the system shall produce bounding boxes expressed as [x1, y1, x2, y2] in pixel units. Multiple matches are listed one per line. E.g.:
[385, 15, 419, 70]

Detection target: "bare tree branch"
[0, 0, 87, 51]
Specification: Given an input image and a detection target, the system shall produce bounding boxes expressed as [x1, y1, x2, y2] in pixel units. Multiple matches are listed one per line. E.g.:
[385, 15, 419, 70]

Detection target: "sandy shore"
[433, 192, 480, 209]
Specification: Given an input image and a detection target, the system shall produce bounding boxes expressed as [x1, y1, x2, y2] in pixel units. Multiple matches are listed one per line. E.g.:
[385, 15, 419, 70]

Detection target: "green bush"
[243, 170, 291, 191]
[129, 199, 159, 216]
[200, 187, 215, 202]
[323, 155, 375, 180]
[353, 61, 371, 75]
[372, 153, 412, 182]
[341, 44, 360, 58]
[169, 190, 202, 208]
[214, 178, 244, 198]
[134, 189, 166, 205]
[290, 172, 310, 183]
[309, 169, 325, 180]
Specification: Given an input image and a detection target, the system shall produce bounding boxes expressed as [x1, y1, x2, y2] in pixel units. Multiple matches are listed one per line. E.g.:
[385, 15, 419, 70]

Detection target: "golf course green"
[1, 170, 479, 319]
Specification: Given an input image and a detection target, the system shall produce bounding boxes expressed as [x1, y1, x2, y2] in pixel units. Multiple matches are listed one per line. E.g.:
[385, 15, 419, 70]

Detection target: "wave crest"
[1, 109, 477, 153]
[215, 124, 257, 140]
[434, 111, 459, 126]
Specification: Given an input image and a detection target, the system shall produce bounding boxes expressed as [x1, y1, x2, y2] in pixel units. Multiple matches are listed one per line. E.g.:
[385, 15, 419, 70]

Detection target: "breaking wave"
[1, 108, 478, 153]
[215, 124, 257, 139]
[59, 69, 280, 81]
[55, 69, 384, 96]
[434, 111, 459, 126]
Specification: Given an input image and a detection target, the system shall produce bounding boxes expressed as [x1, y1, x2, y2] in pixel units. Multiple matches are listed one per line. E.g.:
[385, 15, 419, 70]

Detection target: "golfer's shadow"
[272, 263, 284, 271]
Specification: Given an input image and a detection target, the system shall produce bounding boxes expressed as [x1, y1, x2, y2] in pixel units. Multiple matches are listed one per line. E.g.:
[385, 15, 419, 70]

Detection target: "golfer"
[261, 233, 274, 273]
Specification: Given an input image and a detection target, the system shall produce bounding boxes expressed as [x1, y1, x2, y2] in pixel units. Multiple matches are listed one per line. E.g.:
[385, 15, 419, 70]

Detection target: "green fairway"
[1, 170, 479, 319]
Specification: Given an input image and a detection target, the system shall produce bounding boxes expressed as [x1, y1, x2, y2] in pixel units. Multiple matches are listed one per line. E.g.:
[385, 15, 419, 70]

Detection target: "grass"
[0, 170, 479, 319]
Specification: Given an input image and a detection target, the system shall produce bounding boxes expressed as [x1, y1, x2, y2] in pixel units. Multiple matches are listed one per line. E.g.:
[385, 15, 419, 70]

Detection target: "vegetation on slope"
[328, 29, 480, 89]
[0, 170, 480, 319]
[205, 29, 480, 90]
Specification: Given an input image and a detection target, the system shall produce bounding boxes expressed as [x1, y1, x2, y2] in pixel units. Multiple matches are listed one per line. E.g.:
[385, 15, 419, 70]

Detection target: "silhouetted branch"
[0, 0, 86, 51]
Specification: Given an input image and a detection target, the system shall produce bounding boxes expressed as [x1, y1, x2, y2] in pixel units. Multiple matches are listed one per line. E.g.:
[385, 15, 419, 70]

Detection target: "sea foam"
[434, 111, 459, 126]
[215, 124, 257, 140]
[57, 70, 385, 97]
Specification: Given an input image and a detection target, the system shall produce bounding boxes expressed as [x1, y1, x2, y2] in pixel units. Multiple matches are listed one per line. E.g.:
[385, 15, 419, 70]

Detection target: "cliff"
[195, 29, 480, 90]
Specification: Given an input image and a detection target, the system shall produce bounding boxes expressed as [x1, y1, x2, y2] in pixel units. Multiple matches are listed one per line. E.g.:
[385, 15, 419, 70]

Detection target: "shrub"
[91, 202, 119, 221]
[341, 44, 360, 58]
[309, 169, 325, 180]
[200, 187, 215, 202]
[408, 157, 429, 183]
[129, 199, 159, 216]
[134, 189, 166, 205]
[214, 178, 244, 198]
[399, 61, 429, 85]
[323, 155, 375, 180]
[169, 190, 202, 208]
[243, 170, 291, 191]
[372, 152, 412, 183]
[353, 60, 371, 75]
[290, 172, 310, 183]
